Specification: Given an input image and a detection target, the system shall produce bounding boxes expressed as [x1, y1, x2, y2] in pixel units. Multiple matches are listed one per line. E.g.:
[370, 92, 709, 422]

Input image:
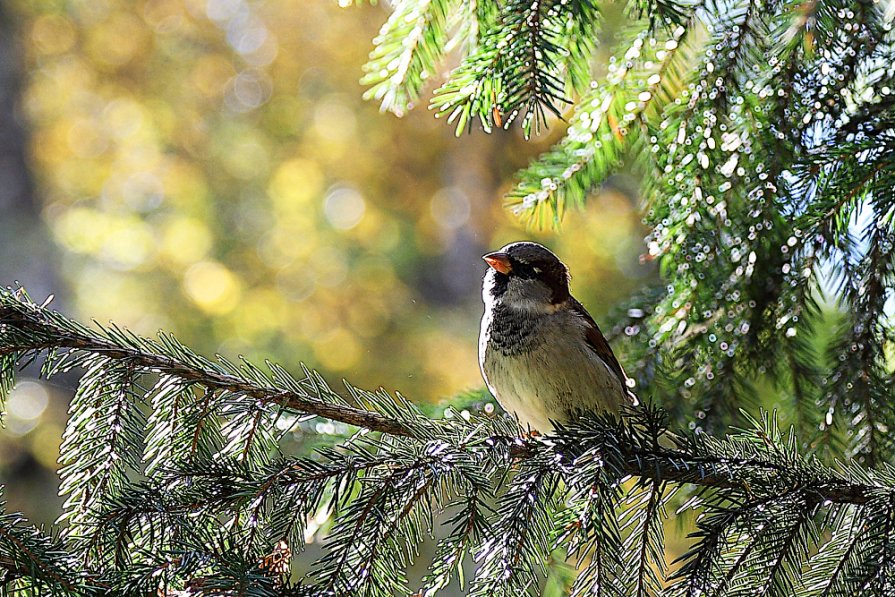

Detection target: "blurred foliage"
[7, 0, 647, 399]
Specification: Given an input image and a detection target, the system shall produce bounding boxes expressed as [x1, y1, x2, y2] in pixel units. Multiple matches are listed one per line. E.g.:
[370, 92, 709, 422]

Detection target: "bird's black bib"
[487, 303, 541, 356]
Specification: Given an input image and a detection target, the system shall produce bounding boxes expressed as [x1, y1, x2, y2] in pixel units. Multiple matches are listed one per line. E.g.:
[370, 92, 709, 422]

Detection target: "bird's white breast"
[479, 304, 626, 432]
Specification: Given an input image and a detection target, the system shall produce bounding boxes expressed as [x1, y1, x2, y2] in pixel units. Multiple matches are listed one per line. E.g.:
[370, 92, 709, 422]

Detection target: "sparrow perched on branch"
[478, 242, 633, 432]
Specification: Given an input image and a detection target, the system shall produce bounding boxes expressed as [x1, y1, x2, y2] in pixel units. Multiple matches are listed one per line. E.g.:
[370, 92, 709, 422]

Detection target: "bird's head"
[482, 242, 571, 311]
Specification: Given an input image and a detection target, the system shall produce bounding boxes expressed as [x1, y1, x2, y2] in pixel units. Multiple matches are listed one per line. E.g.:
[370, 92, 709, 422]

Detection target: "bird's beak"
[483, 252, 512, 275]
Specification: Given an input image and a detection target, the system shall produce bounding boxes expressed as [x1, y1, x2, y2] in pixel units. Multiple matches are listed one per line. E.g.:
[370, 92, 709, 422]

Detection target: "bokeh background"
[0, 0, 653, 578]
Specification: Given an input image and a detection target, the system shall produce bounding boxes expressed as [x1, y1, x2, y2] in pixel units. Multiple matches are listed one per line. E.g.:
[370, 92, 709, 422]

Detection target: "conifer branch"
[0, 287, 886, 510]
[362, 0, 458, 115]
[0, 291, 415, 438]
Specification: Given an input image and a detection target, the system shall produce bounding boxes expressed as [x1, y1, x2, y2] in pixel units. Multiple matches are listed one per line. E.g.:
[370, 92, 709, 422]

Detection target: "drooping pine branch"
[505, 25, 692, 227]
[469, 455, 560, 596]
[792, 129, 895, 465]
[429, 0, 605, 137]
[0, 490, 85, 593]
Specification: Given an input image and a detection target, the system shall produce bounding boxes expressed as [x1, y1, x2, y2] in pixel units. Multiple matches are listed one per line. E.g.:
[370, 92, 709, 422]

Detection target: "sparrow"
[478, 241, 633, 432]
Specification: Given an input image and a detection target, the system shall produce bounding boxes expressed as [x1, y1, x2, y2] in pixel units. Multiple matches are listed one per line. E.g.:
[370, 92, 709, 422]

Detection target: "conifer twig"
[0, 297, 414, 437]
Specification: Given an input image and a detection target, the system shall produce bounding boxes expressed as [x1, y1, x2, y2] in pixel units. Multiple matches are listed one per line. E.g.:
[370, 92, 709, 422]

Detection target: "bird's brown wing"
[568, 298, 630, 390]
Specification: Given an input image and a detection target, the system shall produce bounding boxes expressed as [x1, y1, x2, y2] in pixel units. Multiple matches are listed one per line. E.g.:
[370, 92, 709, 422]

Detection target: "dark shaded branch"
[0, 528, 78, 591]
[490, 428, 877, 507]
[629, 449, 872, 504]
[611, 444, 870, 505]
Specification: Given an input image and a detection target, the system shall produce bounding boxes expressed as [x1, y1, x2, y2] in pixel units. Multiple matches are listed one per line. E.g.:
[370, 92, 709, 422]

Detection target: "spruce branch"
[624, 479, 669, 596]
[562, 479, 625, 596]
[470, 455, 560, 596]
[0, 287, 887, 510]
[0, 491, 87, 592]
[0, 288, 416, 438]
[429, 0, 592, 136]
[362, 0, 459, 115]
[505, 23, 693, 226]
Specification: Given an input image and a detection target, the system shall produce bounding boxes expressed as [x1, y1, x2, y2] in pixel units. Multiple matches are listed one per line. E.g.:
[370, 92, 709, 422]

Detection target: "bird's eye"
[512, 263, 539, 279]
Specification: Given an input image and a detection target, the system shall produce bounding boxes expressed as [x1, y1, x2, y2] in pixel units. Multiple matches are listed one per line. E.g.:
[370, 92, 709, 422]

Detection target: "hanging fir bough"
[1, 287, 894, 594]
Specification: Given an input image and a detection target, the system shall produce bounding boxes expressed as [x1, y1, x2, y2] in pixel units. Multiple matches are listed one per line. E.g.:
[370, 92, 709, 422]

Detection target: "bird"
[478, 241, 633, 432]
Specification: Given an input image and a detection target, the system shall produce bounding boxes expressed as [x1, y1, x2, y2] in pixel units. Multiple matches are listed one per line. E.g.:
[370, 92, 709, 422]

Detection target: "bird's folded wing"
[568, 298, 630, 390]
